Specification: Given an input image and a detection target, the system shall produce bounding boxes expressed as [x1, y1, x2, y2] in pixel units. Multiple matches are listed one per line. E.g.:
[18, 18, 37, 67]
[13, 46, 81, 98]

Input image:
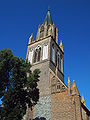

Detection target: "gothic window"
[33, 50, 37, 63]
[33, 47, 41, 63]
[60, 54, 63, 73]
[55, 51, 57, 66]
[51, 44, 55, 63]
[37, 47, 41, 62]
[28, 49, 33, 64]
[57, 52, 60, 70]
[40, 25, 44, 38]
[42, 44, 48, 60]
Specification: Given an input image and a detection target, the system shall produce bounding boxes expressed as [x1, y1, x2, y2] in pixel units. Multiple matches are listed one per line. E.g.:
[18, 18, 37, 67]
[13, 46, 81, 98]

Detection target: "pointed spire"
[60, 40, 63, 52]
[68, 76, 70, 87]
[82, 96, 85, 105]
[43, 9, 53, 25]
[72, 80, 80, 95]
[28, 34, 33, 44]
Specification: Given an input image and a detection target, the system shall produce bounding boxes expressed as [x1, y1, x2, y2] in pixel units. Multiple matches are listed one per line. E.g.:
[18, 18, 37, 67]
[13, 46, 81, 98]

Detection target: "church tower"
[26, 10, 90, 120]
[26, 9, 65, 119]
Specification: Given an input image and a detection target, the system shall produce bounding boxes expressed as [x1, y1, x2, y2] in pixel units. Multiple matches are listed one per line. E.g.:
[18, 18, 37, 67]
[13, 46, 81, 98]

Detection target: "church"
[26, 10, 90, 120]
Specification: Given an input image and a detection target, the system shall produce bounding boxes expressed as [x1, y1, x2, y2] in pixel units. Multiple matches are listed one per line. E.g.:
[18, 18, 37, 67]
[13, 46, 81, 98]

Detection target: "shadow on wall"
[34, 117, 46, 120]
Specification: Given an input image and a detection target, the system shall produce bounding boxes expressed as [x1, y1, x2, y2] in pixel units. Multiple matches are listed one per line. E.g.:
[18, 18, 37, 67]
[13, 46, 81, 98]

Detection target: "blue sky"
[0, 0, 90, 109]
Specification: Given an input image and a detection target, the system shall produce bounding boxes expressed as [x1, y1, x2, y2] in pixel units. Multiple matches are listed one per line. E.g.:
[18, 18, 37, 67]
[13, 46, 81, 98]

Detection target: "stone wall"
[33, 96, 51, 120]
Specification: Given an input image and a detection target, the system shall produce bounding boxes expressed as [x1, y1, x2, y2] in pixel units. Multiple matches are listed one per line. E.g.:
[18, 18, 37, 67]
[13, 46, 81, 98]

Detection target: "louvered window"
[42, 44, 48, 60]
[28, 49, 33, 64]
[51, 44, 55, 63]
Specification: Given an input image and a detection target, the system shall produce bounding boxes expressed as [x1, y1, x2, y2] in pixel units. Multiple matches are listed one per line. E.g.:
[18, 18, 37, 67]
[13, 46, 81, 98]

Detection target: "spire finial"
[82, 95, 85, 105]
[43, 8, 53, 25]
[68, 76, 70, 83]
[48, 6, 50, 11]
[60, 40, 63, 52]
[28, 33, 33, 44]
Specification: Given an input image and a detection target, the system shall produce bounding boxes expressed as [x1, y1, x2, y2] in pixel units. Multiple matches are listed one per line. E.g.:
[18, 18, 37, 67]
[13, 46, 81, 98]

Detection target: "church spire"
[43, 9, 53, 25]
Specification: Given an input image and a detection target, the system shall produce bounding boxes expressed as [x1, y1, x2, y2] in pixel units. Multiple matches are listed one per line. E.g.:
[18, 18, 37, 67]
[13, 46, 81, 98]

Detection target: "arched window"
[33, 50, 37, 63]
[33, 47, 41, 63]
[60, 54, 63, 73]
[28, 49, 33, 64]
[51, 44, 55, 63]
[42, 44, 48, 60]
[40, 25, 44, 38]
[57, 52, 60, 70]
[55, 51, 57, 66]
[37, 47, 41, 62]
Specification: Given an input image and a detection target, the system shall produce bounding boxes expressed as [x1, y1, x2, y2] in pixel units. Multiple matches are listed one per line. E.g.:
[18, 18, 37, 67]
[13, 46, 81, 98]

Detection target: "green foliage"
[0, 49, 40, 120]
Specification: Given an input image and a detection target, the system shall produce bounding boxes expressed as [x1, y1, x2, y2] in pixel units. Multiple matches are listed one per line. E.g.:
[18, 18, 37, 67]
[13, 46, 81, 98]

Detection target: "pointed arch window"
[42, 44, 48, 60]
[37, 47, 41, 62]
[51, 44, 55, 63]
[33, 47, 41, 63]
[60, 54, 63, 73]
[33, 50, 37, 63]
[57, 52, 60, 70]
[28, 49, 33, 64]
[40, 25, 44, 38]
[55, 51, 57, 66]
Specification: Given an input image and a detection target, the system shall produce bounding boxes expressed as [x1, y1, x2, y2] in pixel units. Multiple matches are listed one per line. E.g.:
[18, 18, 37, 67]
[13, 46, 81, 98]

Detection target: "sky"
[0, 0, 90, 109]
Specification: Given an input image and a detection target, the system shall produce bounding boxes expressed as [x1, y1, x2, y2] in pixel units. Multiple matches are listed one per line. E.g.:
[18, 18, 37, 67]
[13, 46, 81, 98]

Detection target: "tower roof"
[43, 9, 53, 25]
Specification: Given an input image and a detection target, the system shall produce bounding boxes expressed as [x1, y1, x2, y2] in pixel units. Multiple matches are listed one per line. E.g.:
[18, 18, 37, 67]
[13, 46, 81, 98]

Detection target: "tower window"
[40, 25, 44, 38]
[42, 44, 48, 60]
[51, 44, 55, 63]
[33, 50, 37, 63]
[55, 51, 57, 66]
[37, 47, 41, 62]
[60, 54, 63, 73]
[33, 47, 41, 63]
[57, 52, 60, 70]
[28, 49, 33, 64]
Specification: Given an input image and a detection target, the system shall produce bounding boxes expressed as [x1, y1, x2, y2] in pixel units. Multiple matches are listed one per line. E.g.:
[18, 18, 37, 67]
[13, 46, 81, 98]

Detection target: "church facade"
[26, 10, 90, 120]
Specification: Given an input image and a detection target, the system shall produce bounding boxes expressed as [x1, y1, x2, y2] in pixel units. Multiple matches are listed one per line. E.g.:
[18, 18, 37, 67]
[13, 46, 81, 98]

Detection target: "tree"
[0, 49, 40, 120]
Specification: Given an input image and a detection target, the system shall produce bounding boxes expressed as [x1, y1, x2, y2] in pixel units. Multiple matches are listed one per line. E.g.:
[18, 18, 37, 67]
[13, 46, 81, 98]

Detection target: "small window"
[57, 80, 60, 92]
[57, 85, 60, 89]
[62, 85, 65, 92]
